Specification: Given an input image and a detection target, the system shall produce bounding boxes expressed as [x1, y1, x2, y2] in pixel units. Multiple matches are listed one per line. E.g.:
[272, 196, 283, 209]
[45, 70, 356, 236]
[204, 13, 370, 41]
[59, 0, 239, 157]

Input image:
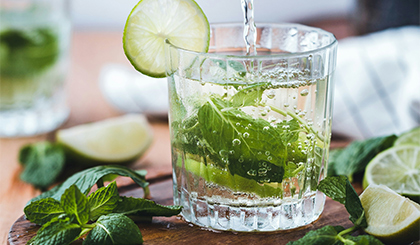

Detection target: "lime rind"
[360, 185, 420, 244]
[56, 115, 153, 166]
[363, 145, 420, 197]
[177, 156, 282, 198]
[395, 126, 420, 146]
[123, 0, 210, 78]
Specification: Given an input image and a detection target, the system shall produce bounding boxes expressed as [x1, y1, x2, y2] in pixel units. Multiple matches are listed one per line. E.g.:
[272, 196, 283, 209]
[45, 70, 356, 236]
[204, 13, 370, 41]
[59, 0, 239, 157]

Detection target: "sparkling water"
[169, 65, 334, 231]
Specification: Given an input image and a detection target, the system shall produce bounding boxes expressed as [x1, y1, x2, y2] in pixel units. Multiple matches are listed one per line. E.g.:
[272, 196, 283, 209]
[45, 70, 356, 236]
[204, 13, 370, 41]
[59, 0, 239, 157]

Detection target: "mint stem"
[266, 104, 325, 142]
[336, 225, 359, 244]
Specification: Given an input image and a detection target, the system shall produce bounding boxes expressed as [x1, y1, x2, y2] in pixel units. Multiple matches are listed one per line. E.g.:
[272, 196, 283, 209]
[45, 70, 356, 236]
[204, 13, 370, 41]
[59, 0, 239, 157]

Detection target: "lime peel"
[123, 0, 210, 78]
[57, 114, 153, 166]
[360, 184, 420, 244]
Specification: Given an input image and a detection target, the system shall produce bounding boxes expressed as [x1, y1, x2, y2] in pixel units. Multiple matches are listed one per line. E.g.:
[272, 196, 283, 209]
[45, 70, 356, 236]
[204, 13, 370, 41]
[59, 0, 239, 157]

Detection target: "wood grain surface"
[7, 179, 354, 245]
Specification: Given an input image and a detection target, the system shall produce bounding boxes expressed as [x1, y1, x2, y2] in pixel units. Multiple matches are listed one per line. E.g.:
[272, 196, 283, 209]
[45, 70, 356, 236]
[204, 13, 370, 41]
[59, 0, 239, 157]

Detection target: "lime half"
[123, 0, 210, 78]
[360, 185, 420, 244]
[57, 114, 153, 166]
[395, 126, 420, 146]
[363, 145, 420, 201]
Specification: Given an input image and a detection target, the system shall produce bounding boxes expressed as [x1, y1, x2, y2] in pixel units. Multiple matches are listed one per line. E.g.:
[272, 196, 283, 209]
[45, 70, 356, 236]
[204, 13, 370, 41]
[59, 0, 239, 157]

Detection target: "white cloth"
[332, 26, 420, 139]
[99, 26, 420, 139]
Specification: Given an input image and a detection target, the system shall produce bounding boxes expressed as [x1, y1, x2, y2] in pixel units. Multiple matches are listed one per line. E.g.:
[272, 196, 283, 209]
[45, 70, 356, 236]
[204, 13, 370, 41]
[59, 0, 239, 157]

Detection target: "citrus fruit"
[363, 145, 420, 202]
[56, 114, 153, 166]
[123, 0, 210, 78]
[359, 184, 420, 244]
[395, 126, 420, 146]
[178, 155, 282, 198]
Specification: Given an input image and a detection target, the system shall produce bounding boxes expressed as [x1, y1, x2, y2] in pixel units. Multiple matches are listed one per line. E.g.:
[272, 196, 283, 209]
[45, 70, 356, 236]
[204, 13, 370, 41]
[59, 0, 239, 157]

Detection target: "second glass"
[166, 23, 337, 232]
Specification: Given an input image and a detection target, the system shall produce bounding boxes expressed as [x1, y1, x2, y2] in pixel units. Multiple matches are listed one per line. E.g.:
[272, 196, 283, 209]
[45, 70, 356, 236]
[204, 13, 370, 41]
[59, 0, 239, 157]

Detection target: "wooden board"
[10, 178, 418, 245]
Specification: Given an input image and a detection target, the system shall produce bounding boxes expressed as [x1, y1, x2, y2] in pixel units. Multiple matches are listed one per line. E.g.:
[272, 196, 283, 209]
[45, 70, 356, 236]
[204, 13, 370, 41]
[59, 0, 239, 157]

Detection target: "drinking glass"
[166, 23, 337, 232]
[0, 0, 71, 137]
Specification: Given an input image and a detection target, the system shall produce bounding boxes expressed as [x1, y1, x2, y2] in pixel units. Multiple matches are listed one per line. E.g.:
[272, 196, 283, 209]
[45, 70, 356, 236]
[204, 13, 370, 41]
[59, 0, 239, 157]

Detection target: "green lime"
[123, 0, 210, 78]
[179, 155, 282, 198]
[359, 185, 420, 244]
[363, 145, 420, 202]
[395, 126, 420, 146]
[56, 114, 153, 166]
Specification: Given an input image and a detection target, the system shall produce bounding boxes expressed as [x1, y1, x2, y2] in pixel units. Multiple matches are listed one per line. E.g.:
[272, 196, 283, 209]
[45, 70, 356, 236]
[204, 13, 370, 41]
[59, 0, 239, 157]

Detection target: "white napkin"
[99, 64, 169, 117]
[332, 26, 420, 140]
[99, 26, 420, 139]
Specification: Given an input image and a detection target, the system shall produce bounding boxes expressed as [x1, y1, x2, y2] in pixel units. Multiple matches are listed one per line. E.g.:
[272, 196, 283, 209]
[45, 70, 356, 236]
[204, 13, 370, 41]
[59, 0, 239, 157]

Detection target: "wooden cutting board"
[10, 177, 417, 245]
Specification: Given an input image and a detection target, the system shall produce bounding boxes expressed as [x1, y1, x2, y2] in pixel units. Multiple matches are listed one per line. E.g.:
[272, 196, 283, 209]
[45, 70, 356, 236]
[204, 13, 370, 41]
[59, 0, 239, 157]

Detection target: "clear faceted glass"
[0, 0, 71, 137]
[166, 23, 337, 232]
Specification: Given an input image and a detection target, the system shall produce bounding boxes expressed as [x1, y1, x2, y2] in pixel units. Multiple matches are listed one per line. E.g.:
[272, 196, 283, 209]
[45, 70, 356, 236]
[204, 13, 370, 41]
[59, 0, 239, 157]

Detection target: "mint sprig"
[287, 176, 383, 245]
[25, 180, 181, 245]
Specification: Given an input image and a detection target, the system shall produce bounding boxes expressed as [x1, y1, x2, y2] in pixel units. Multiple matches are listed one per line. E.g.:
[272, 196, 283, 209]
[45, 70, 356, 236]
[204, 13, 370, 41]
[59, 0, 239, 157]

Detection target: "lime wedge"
[395, 126, 420, 146]
[57, 114, 153, 166]
[178, 155, 282, 198]
[359, 185, 420, 244]
[363, 145, 420, 201]
[123, 0, 210, 78]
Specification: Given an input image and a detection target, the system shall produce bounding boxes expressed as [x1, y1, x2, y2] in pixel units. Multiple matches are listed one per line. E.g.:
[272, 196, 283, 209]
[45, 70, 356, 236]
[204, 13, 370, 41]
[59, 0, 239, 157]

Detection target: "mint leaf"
[24, 198, 64, 225]
[61, 185, 90, 225]
[0, 28, 59, 77]
[343, 234, 384, 245]
[83, 213, 143, 245]
[114, 196, 182, 218]
[198, 97, 285, 183]
[328, 135, 396, 181]
[287, 225, 345, 245]
[318, 176, 367, 228]
[88, 181, 120, 221]
[28, 165, 148, 205]
[27, 216, 81, 245]
[230, 83, 267, 107]
[19, 142, 65, 190]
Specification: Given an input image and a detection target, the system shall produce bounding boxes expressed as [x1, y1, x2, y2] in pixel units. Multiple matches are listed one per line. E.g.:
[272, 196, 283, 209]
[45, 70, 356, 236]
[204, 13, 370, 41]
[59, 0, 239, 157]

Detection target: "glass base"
[0, 102, 69, 138]
[174, 187, 325, 232]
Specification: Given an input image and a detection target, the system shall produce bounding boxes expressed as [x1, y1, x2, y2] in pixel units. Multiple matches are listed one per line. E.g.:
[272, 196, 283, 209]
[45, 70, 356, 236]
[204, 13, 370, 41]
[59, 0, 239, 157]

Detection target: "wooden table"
[1, 20, 368, 244]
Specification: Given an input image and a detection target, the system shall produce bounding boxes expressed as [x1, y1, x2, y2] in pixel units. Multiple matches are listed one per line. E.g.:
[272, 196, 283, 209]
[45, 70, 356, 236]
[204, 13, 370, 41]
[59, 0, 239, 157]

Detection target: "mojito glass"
[0, 0, 71, 137]
[166, 23, 337, 232]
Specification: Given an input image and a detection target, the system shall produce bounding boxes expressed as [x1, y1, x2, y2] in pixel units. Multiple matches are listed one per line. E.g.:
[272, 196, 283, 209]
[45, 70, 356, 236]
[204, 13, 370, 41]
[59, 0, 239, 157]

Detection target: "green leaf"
[19, 142, 65, 190]
[28, 165, 148, 205]
[230, 83, 267, 107]
[0, 28, 59, 77]
[327, 148, 344, 176]
[88, 181, 120, 221]
[287, 225, 345, 245]
[83, 213, 143, 245]
[27, 216, 81, 245]
[24, 198, 64, 225]
[198, 97, 285, 183]
[318, 176, 367, 228]
[343, 234, 384, 245]
[328, 135, 396, 181]
[113, 196, 182, 218]
[61, 185, 90, 225]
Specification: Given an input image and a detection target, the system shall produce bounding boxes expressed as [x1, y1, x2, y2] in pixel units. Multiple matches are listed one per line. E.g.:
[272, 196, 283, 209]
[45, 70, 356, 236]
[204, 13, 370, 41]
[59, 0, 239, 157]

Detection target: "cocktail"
[123, 0, 337, 232]
[0, 0, 71, 137]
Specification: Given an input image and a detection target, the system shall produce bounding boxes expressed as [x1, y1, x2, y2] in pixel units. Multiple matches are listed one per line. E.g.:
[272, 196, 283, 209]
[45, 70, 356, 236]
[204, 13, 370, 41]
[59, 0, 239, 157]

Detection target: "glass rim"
[166, 22, 338, 60]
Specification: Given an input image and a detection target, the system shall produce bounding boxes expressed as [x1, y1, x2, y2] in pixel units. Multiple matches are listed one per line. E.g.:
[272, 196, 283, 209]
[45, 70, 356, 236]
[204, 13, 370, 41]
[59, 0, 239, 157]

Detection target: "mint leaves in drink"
[171, 81, 321, 185]
[25, 175, 181, 244]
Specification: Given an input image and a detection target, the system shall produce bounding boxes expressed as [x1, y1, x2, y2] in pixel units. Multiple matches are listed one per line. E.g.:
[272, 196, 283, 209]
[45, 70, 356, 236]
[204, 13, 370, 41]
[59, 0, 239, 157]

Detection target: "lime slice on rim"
[56, 114, 153, 166]
[363, 145, 420, 201]
[123, 0, 210, 78]
[395, 126, 420, 146]
[359, 185, 420, 244]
